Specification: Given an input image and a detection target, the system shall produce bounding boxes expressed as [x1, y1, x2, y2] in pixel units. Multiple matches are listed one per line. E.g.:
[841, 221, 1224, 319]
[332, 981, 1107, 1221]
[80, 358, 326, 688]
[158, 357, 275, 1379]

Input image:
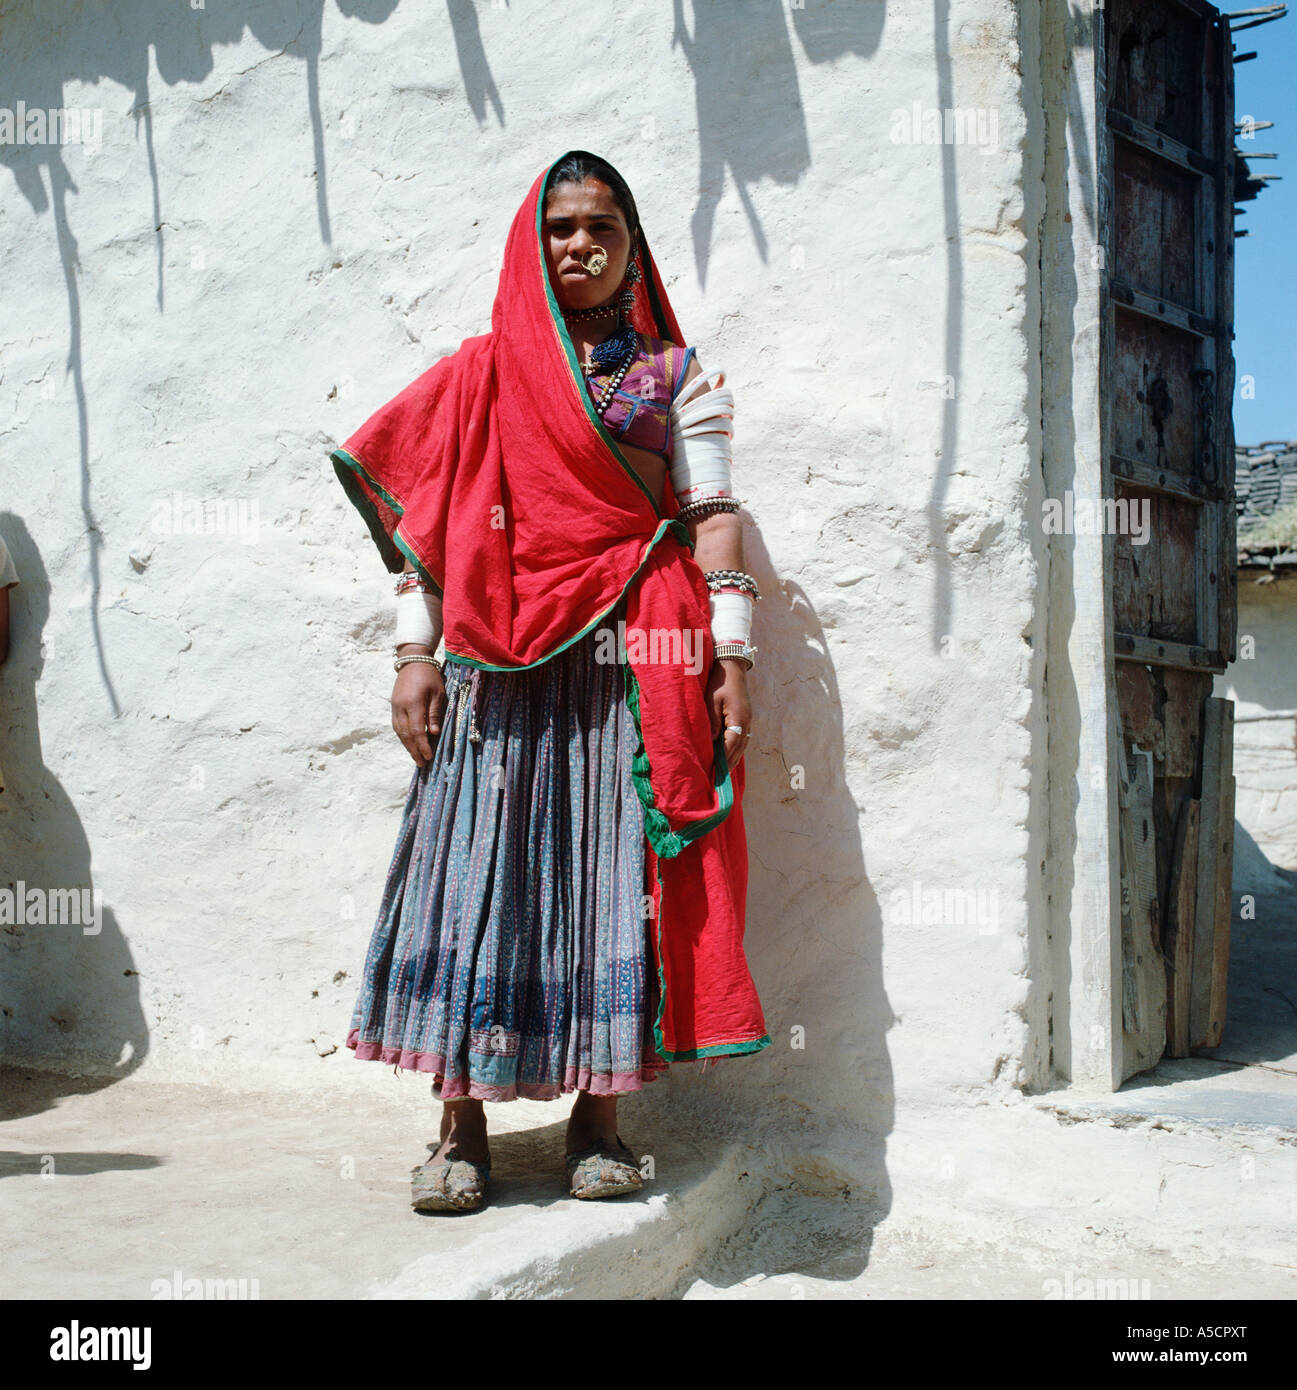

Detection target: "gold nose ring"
[581, 246, 609, 276]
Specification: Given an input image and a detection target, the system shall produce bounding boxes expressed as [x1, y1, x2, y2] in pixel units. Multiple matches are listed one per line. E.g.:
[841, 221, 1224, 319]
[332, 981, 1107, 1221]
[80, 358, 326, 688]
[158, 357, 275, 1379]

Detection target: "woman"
[331, 150, 768, 1212]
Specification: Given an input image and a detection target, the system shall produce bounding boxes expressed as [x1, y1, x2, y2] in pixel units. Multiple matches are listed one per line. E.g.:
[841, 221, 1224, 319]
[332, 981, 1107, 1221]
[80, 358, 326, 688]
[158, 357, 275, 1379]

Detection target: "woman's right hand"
[391, 661, 447, 768]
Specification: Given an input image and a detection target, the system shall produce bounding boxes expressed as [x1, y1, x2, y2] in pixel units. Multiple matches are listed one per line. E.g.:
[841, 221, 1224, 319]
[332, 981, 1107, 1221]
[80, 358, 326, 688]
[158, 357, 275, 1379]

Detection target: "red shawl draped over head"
[331, 150, 768, 1063]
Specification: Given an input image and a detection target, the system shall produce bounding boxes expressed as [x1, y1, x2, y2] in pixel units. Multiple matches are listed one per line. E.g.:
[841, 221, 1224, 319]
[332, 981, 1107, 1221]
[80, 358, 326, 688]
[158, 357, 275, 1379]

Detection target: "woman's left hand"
[707, 658, 753, 770]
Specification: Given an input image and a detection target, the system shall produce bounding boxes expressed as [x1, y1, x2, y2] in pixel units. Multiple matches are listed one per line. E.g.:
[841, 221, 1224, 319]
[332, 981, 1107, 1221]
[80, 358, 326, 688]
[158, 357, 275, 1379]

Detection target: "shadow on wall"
[640, 523, 894, 1292]
[0, 0, 400, 717]
[929, 0, 960, 656]
[0, 514, 148, 1115]
[670, 0, 887, 288]
[446, 0, 503, 127]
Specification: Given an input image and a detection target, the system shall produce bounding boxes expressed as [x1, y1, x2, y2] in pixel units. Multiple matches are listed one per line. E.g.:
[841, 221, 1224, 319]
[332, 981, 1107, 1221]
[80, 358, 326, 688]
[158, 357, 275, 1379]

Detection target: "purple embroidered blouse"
[585, 334, 696, 461]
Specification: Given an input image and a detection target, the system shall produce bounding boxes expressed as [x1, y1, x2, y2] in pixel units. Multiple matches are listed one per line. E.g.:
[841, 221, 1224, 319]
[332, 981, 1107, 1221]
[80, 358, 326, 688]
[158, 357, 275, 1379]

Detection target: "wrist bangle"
[703, 569, 761, 600]
[713, 641, 756, 670]
[394, 572, 435, 595]
[677, 496, 742, 525]
[709, 589, 753, 649]
[394, 654, 445, 674]
[395, 588, 438, 647]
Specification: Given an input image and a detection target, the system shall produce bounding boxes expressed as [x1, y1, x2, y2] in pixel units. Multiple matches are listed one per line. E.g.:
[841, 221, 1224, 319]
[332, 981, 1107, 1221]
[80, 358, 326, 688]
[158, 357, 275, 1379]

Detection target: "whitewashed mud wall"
[1218, 576, 1297, 871]
[0, 0, 1046, 1176]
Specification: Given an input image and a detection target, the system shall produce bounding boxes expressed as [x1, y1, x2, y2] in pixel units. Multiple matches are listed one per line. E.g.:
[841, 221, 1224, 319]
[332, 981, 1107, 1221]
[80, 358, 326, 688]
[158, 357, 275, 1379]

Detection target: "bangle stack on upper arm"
[670, 367, 740, 525]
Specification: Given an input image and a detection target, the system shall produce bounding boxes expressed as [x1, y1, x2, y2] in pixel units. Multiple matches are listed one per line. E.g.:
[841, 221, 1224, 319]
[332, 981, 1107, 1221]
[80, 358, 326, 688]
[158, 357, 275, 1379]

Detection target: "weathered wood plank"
[1111, 309, 1201, 474]
[1206, 702, 1235, 1048]
[1112, 138, 1197, 306]
[1153, 776, 1193, 953]
[1119, 742, 1166, 1079]
[1190, 698, 1228, 1045]
[1215, 23, 1238, 665]
[1131, 755, 1161, 961]
[1117, 663, 1164, 760]
[1165, 797, 1200, 1058]
[1160, 668, 1210, 778]
[1197, 504, 1216, 654]
[1112, 453, 1218, 503]
[1114, 634, 1225, 672]
[1116, 486, 1200, 642]
[1218, 449, 1238, 662]
[1108, 0, 1206, 151]
[1119, 763, 1141, 1038]
[1107, 114, 1214, 180]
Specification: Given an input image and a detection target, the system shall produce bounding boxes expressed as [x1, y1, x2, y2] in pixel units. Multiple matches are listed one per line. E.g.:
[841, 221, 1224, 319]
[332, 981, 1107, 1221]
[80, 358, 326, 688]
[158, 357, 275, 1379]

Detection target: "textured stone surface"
[4, 1063, 1293, 1299]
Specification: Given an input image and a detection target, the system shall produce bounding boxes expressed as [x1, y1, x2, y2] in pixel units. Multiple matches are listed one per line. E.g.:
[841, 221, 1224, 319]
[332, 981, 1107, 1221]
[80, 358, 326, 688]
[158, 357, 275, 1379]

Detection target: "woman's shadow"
[0, 513, 148, 1124]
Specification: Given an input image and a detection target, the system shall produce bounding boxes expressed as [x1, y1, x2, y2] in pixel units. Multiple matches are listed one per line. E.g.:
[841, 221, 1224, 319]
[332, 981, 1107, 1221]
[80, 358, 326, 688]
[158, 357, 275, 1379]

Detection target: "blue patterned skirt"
[346, 598, 668, 1101]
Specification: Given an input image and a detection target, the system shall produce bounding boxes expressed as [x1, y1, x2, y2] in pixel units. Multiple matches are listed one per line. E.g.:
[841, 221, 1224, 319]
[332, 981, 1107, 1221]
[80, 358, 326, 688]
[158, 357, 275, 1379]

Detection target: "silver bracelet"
[713, 641, 756, 670]
[393, 654, 445, 674]
[704, 569, 761, 600]
[394, 572, 435, 595]
[677, 496, 742, 525]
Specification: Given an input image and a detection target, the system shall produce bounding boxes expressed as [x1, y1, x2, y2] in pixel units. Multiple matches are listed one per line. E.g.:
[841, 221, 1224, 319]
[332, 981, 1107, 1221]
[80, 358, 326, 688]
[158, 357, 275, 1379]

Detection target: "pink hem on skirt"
[346, 1026, 669, 1102]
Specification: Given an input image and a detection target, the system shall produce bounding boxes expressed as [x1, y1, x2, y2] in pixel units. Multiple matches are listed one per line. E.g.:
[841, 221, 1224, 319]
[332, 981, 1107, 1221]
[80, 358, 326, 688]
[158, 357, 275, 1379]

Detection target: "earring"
[618, 256, 641, 318]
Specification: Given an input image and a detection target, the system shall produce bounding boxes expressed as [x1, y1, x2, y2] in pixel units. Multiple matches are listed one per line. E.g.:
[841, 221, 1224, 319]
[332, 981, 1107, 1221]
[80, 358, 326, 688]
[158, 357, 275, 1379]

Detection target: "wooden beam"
[1107, 110, 1216, 176]
[1206, 703, 1236, 1047]
[1111, 453, 1220, 503]
[1108, 278, 1220, 339]
[1190, 699, 1228, 1044]
[1165, 798, 1200, 1057]
[1119, 742, 1166, 1079]
[1115, 633, 1226, 672]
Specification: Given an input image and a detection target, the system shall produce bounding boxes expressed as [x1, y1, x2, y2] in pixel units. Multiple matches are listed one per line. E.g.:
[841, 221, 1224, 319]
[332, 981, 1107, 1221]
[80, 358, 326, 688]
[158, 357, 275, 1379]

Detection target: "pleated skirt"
[346, 598, 669, 1101]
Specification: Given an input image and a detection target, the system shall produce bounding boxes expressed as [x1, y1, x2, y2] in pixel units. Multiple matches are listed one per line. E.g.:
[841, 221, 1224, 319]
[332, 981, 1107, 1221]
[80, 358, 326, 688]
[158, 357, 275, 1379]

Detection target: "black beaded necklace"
[561, 300, 619, 323]
[562, 294, 638, 420]
[582, 319, 638, 419]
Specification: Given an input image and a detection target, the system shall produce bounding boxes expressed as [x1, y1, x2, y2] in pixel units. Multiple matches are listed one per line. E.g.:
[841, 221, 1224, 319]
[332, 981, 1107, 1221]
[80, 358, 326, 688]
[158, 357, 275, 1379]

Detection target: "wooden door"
[1102, 0, 1239, 1080]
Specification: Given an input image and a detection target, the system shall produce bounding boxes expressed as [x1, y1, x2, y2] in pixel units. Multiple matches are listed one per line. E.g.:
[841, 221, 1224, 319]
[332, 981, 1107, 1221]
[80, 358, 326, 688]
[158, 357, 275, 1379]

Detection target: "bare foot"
[431, 1097, 490, 1167]
[565, 1091, 621, 1155]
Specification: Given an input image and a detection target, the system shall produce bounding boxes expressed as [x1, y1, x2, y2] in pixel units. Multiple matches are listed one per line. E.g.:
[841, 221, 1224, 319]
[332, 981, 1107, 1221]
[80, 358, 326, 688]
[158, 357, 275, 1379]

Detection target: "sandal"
[565, 1134, 643, 1200]
[410, 1144, 491, 1212]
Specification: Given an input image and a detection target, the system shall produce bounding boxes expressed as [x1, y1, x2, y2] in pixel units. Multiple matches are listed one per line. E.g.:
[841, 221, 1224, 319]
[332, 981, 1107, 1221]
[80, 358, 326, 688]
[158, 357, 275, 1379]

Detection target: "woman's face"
[542, 177, 634, 311]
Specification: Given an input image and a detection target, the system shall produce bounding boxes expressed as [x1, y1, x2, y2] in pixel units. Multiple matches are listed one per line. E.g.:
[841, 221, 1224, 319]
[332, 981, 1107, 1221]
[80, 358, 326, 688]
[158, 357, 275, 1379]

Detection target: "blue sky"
[1231, 13, 1294, 446]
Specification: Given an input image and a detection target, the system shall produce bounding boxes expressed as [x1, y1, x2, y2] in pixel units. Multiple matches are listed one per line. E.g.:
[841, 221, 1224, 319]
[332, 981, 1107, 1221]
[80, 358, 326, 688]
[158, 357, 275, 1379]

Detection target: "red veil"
[332, 151, 768, 1062]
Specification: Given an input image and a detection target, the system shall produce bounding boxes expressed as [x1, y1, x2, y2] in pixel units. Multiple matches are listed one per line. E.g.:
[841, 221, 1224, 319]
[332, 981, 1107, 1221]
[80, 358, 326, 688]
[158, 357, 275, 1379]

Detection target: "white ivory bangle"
[395, 589, 438, 648]
[709, 589, 753, 645]
[670, 368, 735, 506]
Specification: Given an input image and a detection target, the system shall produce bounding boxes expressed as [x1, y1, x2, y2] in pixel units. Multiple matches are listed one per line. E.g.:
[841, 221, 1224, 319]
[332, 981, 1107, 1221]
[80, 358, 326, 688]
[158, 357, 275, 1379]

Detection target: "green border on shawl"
[646, 852, 773, 1063]
[620, 612, 769, 1060]
[331, 447, 444, 597]
[622, 657, 733, 859]
[444, 516, 690, 673]
[537, 154, 661, 516]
